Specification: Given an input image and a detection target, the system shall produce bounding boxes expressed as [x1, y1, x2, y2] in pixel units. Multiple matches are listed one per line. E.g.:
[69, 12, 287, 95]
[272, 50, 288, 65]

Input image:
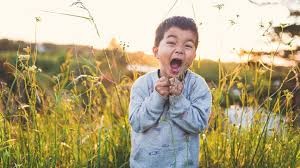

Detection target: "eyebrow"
[166, 35, 177, 39]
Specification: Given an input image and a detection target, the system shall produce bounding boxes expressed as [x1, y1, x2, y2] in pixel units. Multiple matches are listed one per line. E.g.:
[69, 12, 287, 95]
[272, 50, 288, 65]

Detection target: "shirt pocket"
[133, 144, 189, 168]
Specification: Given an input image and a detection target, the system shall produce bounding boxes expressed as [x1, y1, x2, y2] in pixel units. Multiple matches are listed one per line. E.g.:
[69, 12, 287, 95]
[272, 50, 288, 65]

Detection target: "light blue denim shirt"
[129, 69, 212, 168]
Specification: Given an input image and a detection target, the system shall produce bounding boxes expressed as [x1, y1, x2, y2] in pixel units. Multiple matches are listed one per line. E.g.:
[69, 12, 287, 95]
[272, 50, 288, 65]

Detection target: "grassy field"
[0, 44, 299, 168]
[0, 2, 300, 166]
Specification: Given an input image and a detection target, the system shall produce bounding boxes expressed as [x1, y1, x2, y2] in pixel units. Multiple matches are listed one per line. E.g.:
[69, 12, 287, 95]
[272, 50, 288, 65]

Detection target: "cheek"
[185, 53, 196, 64]
[187, 49, 196, 55]
[158, 51, 170, 62]
[160, 57, 170, 66]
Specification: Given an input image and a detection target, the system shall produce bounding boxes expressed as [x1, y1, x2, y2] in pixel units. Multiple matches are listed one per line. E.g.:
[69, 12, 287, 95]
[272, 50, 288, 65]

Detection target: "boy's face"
[153, 27, 197, 78]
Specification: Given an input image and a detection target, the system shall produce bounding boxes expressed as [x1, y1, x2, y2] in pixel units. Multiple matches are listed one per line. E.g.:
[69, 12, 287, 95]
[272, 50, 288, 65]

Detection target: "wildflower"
[18, 103, 30, 110]
[18, 54, 30, 61]
[95, 60, 102, 67]
[23, 46, 31, 54]
[202, 133, 206, 140]
[0, 81, 7, 86]
[60, 142, 71, 149]
[99, 115, 104, 129]
[74, 75, 88, 82]
[237, 82, 243, 89]
[214, 3, 224, 10]
[28, 65, 37, 72]
[35, 16, 41, 22]
[258, 69, 266, 75]
[91, 76, 100, 81]
[81, 135, 90, 144]
[283, 90, 293, 100]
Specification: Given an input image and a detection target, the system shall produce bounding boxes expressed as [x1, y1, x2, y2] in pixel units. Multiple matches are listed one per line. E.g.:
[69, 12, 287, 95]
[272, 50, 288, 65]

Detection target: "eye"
[185, 44, 193, 49]
[167, 41, 176, 45]
[184, 41, 195, 49]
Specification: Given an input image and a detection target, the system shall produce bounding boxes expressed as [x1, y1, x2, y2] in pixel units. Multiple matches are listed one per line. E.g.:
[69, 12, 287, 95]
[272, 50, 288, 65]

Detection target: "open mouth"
[170, 58, 183, 74]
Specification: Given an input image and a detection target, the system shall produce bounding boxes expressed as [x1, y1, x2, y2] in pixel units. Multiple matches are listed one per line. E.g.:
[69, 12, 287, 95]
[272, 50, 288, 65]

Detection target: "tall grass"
[1, 46, 132, 167]
[1, 43, 299, 167]
[1, 1, 300, 167]
[200, 61, 300, 168]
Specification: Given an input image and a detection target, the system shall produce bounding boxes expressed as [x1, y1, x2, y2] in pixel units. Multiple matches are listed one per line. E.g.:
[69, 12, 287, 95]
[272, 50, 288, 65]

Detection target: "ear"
[152, 46, 159, 59]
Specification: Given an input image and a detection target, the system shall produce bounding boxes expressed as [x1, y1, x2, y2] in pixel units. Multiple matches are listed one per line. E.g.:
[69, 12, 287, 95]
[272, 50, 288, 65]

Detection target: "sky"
[0, 0, 298, 62]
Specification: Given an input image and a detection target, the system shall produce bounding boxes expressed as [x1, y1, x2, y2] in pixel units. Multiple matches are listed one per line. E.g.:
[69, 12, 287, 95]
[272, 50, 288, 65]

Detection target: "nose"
[175, 46, 184, 54]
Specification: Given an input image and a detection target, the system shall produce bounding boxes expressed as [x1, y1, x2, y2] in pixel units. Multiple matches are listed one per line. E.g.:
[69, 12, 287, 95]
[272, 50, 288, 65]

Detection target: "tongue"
[170, 62, 180, 74]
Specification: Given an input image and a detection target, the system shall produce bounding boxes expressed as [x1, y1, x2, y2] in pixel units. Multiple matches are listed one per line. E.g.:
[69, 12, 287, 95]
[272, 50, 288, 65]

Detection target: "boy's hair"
[154, 16, 199, 48]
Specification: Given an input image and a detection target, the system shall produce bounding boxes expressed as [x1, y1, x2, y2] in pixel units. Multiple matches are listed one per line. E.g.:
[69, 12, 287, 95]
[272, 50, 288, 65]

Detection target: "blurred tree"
[248, 0, 300, 62]
[246, 0, 300, 111]
[0, 39, 27, 51]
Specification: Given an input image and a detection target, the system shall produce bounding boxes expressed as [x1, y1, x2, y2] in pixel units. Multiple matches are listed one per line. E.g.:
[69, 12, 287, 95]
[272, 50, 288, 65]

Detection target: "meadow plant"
[0, 1, 299, 167]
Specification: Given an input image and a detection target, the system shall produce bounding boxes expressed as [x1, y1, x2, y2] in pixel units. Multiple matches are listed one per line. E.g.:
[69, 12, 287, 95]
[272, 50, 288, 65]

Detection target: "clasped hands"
[155, 76, 183, 98]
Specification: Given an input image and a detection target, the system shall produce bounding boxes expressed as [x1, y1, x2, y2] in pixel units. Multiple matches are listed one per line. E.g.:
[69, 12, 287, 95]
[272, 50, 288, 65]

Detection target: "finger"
[156, 82, 166, 88]
[176, 83, 180, 90]
[178, 83, 183, 91]
[160, 86, 170, 92]
[158, 79, 170, 87]
[157, 83, 170, 89]
[176, 84, 183, 95]
[159, 76, 169, 81]
[170, 84, 182, 96]
[169, 77, 175, 85]
[157, 86, 169, 91]
[160, 90, 169, 97]
[169, 86, 175, 94]
[164, 77, 171, 84]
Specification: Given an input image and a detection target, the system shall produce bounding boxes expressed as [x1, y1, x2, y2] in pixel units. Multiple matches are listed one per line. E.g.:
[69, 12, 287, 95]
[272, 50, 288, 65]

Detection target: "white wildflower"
[23, 46, 31, 53]
[18, 54, 30, 61]
[18, 104, 30, 110]
[28, 65, 37, 72]
[74, 75, 88, 82]
[60, 142, 71, 149]
[202, 133, 206, 140]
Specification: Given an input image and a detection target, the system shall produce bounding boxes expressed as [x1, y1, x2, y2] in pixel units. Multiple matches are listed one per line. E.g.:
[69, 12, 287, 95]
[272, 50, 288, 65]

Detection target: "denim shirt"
[129, 69, 212, 168]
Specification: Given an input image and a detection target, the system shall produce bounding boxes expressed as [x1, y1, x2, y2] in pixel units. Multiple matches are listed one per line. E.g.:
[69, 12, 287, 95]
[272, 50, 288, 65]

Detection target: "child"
[129, 16, 212, 167]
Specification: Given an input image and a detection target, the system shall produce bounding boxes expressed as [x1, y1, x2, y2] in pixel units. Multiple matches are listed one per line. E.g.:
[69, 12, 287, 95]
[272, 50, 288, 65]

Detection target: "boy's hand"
[155, 76, 170, 97]
[169, 77, 183, 96]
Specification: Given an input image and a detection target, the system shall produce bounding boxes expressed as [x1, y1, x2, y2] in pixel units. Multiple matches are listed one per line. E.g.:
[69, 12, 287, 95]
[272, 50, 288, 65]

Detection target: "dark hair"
[154, 16, 199, 48]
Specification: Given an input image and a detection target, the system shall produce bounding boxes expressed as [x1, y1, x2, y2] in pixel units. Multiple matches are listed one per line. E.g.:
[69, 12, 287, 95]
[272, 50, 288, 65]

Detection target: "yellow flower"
[18, 54, 30, 61]
[202, 133, 206, 140]
[23, 46, 31, 54]
[237, 82, 243, 89]
[28, 65, 37, 72]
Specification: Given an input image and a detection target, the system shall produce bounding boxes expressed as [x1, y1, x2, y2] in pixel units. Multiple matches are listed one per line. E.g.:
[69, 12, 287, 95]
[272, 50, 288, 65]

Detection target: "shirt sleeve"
[129, 79, 167, 133]
[169, 77, 212, 134]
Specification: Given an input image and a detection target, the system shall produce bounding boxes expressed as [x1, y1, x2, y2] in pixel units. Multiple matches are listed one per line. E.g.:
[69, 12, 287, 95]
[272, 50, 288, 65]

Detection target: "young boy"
[129, 16, 212, 167]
